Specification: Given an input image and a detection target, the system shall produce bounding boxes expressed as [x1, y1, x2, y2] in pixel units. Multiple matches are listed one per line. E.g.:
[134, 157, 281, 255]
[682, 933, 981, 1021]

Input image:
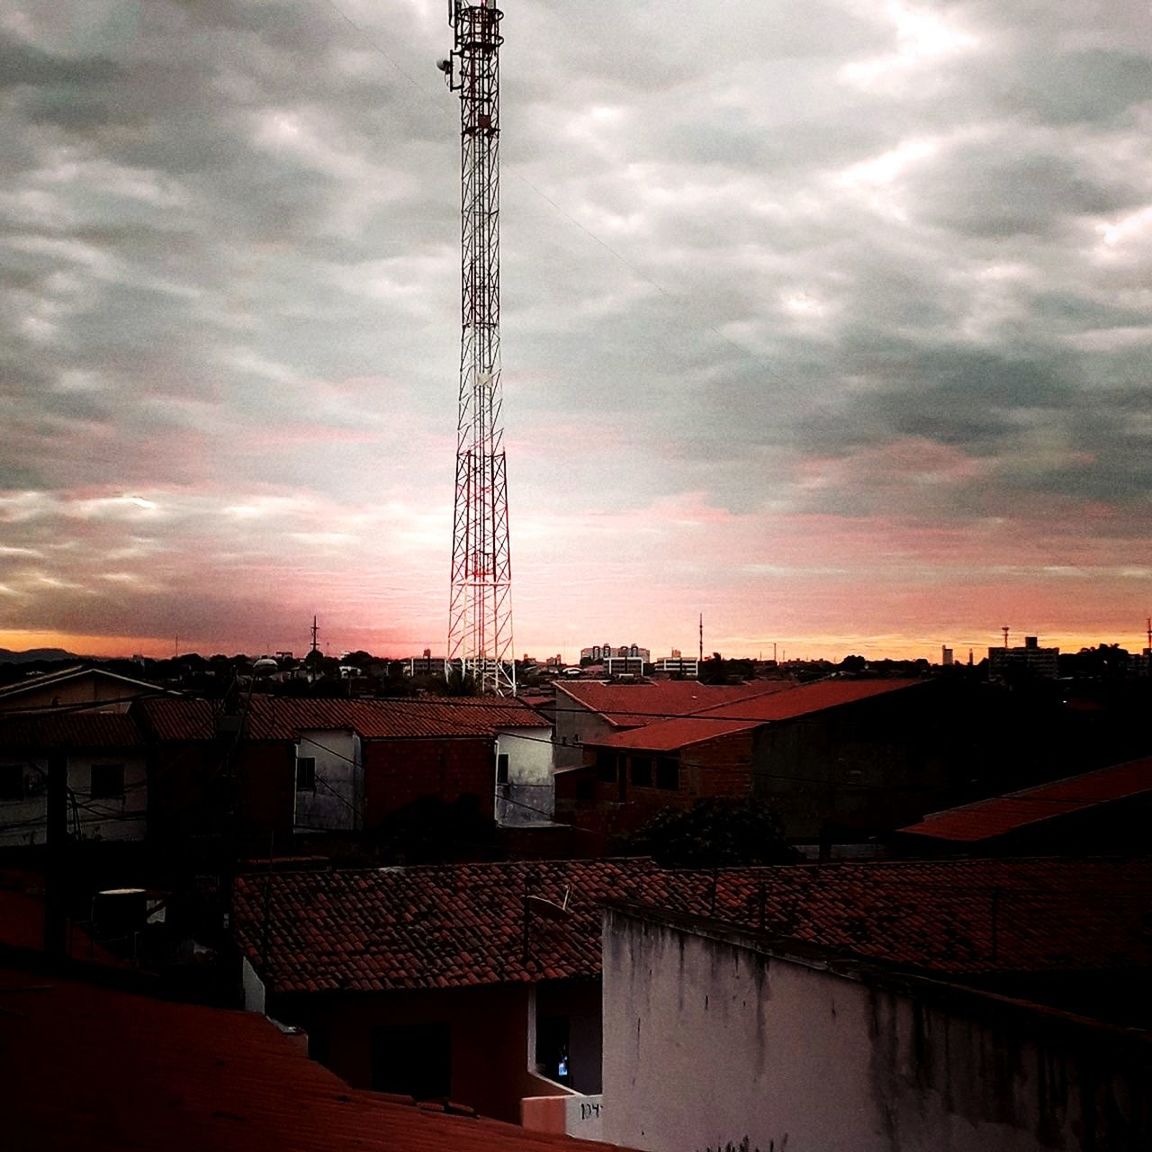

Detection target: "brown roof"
[0, 965, 622, 1152]
[0, 711, 141, 750]
[233, 857, 1152, 994]
[899, 757, 1152, 843]
[138, 695, 550, 743]
[589, 679, 926, 752]
[553, 680, 793, 729]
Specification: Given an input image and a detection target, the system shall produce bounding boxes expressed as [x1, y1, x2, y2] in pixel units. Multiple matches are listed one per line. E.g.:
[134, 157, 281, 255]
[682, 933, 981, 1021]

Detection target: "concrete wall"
[293, 728, 361, 831]
[602, 908, 1152, 1152]
[496, 726, 554, 825]
[0, 751, 148, 847]
[552, 693, 615, 771]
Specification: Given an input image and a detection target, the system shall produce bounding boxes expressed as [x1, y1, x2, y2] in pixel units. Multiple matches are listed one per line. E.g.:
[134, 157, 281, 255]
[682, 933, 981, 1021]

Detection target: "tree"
[632, 797, 799, 869]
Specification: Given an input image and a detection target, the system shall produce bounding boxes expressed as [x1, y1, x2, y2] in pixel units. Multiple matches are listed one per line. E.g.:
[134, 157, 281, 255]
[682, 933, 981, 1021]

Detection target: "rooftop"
[589, 678, 927, 752]
[138, 695, 550, 743]
[898, 756, 1152, 843]
[0, 710, 141, 749]
[553, 679, 793, 729]
[0, 965, 621, 1152]
[234, 856, 1152, 995]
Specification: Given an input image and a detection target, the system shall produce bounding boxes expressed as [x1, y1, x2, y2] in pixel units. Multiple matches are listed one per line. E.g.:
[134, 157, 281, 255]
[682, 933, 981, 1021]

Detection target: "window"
[0, 764, 23, 802]
[536, 1014, 571, 1085]
[296, 757, 316, 792]
[596, 752, 616, 783]
[372, 1023, 451, 1100]
[496, 753, 510, 785]
[90, 763, 124, 800]
[655, 756, 680, 791]
[630, 755, 652, 788]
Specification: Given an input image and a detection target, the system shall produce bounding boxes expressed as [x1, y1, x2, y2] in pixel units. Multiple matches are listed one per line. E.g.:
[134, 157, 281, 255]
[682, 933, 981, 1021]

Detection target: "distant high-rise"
[440, 0, 514, 696]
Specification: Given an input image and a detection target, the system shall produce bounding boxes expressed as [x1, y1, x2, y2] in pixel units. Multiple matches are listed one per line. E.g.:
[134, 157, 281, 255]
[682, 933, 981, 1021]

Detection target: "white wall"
[602, 909, 1150, 1152]
[293, 729, 361, 831]
[496, 727, 554, 825]
[0, 753, 147, 848]
[242, 955, 266, 1014]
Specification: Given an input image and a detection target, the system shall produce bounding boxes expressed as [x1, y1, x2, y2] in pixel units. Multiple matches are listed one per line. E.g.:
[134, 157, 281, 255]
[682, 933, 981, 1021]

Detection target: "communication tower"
[439, 0, 514, 695]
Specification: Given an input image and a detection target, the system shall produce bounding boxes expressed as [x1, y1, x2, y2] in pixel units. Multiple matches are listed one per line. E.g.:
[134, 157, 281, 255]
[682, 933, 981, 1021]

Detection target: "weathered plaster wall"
[293, 728, 361, 831]
[497, 727, 554, 825]
[602, 909, 1152, 1152]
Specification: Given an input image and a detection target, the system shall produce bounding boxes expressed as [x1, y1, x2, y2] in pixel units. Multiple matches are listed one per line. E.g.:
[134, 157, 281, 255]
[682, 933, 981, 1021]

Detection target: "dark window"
[0, 764, 23, 801]
[655, 756, 680, 790]
[596, 752, 616, 783]
[631, 755, 653, 787]
[372, 1023, 451, 1100]
[536, 1014, 571, 1085]
[90, 763, 124, 800]
[296, 757, 316, 791]
[496, 753, 510, 785]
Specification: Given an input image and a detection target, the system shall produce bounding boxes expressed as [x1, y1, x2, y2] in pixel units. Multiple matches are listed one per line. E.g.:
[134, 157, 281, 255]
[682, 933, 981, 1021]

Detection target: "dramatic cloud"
[1, 0, 1149, 659]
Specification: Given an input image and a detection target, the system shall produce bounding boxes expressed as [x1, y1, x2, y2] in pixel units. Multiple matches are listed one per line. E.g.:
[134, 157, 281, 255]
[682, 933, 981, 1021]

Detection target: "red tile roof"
[899, 757, 1152, 843]
[553, 680, 793, 729]
[0, 965, 623, 1152]
[233, 856, 1152, 993]
[0, 711, 141, 749]
[138, 695, 550, 743]
[589, 678, 926, 751]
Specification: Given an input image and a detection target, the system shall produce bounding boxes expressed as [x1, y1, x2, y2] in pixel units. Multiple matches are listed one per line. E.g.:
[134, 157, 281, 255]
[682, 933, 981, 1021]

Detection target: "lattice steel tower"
[440, 0, 514, 695]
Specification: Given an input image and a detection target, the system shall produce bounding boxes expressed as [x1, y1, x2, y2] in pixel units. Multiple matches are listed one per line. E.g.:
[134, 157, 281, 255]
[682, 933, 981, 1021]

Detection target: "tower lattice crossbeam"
[443, 0, 514, 695]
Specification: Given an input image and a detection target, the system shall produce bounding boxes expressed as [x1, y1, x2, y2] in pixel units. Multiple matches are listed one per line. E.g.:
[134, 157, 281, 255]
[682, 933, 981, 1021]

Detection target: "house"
[0, 959, 632, 1152]
[600, 857, 1152, 1152]
[135, 695, 553, 858]
[231, 857, 807, 1125]
[570, 679, 944, 842]
[894, 755, 1152, 856]
[550, 680, 793, 770]
[0, 712, 148, 848]
[0, 664, 172, 714]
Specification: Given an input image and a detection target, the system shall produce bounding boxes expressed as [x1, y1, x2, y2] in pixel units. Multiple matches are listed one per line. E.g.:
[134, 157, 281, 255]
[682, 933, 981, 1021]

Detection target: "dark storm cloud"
[0, 0, 1149, 651]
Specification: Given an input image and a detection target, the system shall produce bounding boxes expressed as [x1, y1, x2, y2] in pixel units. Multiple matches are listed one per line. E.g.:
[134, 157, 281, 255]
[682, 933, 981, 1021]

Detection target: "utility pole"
[440, 0, 515, 696]
[44, 747, 68, 959]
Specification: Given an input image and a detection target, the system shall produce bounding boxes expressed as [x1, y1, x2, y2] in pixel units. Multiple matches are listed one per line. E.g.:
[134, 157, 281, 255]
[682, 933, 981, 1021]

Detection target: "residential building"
[0, 664, 171, 714]
[0, 713, 148, 848]
[550, 680, 792, 770]
[570, 678, 962, 842]
[578, 644, 650, 666]
[601, 857, 1152, 1152]
[136, 695, 553, 854]
[0, 959, 630, 1152]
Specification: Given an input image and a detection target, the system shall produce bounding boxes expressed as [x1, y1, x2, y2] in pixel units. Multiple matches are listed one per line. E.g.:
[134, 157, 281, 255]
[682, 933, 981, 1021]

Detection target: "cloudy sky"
[2, 0, 1150, 662]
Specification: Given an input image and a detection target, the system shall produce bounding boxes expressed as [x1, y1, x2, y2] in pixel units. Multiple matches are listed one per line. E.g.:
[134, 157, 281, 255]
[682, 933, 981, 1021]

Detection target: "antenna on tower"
[1001, 625, 1010, 651]
[443, 0, 514, 696]
[310, 615, 320, 656]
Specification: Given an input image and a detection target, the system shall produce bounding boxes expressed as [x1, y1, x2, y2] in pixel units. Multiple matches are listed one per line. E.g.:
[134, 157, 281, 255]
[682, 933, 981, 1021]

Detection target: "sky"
[1, 0, 1151, 663]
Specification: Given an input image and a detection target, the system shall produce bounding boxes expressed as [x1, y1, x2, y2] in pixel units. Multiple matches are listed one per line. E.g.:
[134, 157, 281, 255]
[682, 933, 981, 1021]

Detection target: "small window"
[596, 752, 616, 783]
[655, 756, 680, 791]
[496, 753, 510, 785]
[90, 763, 125, 800]
[296, 757, 316, 792]
[0, 764, 23, 802]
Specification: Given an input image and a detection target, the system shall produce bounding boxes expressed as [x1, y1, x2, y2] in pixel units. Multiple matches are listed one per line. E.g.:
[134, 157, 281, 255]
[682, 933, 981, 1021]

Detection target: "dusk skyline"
[2, 0, 1150, 663]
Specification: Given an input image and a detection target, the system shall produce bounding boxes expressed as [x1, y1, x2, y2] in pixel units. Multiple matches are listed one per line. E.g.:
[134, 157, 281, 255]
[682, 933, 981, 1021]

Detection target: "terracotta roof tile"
[234, 857, 1152, 991]
[553, 680, 794, 729]
[138, 695, 549, 743]
[589, 679, 927, 751]
[0, 965, 625, 1152]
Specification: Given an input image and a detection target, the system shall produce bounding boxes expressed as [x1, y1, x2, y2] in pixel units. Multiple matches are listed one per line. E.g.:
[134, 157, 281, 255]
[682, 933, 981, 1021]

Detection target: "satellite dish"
[436, 58, 451, 73]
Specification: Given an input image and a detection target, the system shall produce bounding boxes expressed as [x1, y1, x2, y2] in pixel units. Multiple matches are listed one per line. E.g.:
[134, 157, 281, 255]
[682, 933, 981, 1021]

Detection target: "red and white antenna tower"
[439, 0, 514, 695]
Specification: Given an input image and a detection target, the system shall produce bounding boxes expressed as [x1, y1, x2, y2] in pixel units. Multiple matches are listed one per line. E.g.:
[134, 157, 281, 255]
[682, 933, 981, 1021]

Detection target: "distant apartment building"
[579, 643, 650, 666]
[988, 635, 1059, 679]
[654, 654, 699, 677]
